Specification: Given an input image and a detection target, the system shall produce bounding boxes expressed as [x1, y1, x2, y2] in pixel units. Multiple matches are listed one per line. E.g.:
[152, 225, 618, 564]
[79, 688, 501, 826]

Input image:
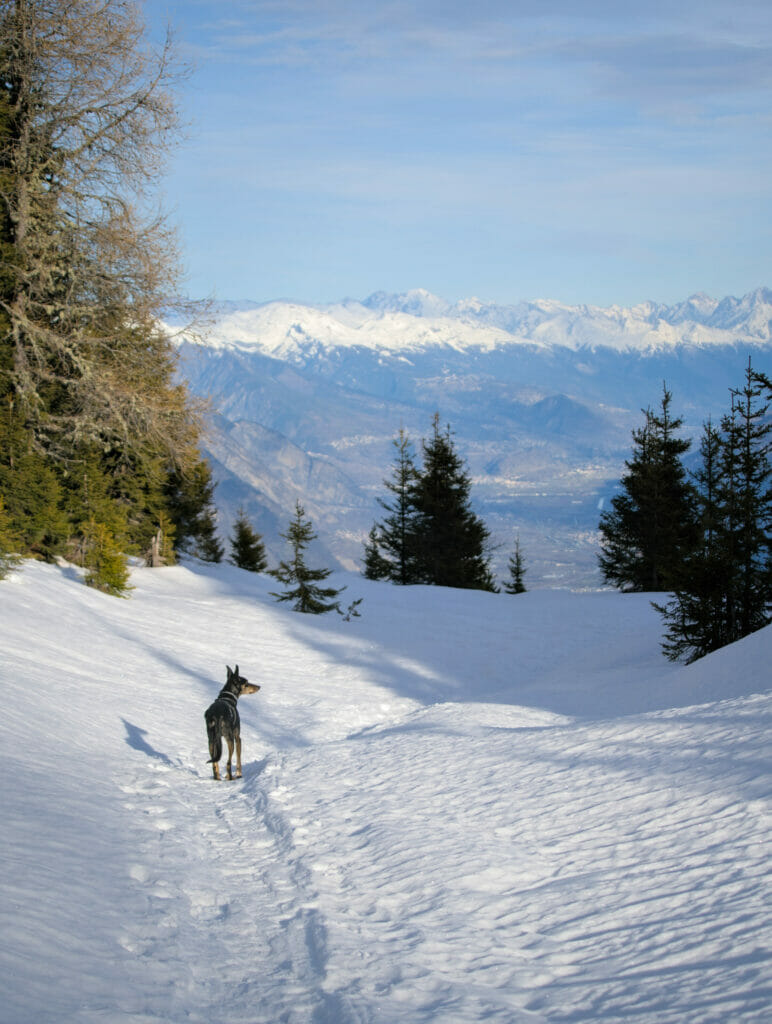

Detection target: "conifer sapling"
[270, 502, 345, 614]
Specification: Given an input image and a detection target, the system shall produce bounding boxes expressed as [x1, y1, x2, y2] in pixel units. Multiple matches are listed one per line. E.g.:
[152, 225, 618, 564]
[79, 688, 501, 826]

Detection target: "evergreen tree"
[0, 494, 22, 578]
[229, 507, 268, 573]
[82, 520, 132, 597]
[363, 525, 393, 580]
[62, 455, 130, 561]
[270, 501, 345, 614]
[504, 535, 527, 594]
[656, 361, 771, 661]
[656, 419, 732, 661]
[363, 427, 422, 584]
[412, 414, 497, 591]
[751, 366, 772, 600]
[599, 386, 697, 592]
[0, 0, 203, 561]
[0, 428, 67, 560]
[195, 509, 224, 563]
[719, 361, 771, 640]
[165, 459, 223, 562]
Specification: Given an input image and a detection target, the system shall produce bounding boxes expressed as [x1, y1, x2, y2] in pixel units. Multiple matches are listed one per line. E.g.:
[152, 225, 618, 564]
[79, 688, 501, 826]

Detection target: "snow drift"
[1, 561, 770, 1022]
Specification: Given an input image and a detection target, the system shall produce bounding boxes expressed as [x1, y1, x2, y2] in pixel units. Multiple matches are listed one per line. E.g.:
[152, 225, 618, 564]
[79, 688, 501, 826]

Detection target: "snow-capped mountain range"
[200, 286, 772, 355]
[175, 287, 772, 587]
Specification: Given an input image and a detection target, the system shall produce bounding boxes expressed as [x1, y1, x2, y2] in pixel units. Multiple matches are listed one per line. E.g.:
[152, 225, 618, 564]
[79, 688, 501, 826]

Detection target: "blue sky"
[143, 0, 772, 307]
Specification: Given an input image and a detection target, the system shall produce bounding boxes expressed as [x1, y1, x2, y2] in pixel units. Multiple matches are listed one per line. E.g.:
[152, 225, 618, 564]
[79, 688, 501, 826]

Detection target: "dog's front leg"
[235, 733, 243, 779]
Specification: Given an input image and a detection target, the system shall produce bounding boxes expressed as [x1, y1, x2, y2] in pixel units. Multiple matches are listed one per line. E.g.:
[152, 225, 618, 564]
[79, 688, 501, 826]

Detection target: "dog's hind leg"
[225, 735, 235, 781]
[206, 715, 222, 780]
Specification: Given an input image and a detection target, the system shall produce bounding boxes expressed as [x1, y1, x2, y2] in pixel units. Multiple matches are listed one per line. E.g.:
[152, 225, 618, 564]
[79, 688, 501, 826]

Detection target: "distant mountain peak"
[362, 289, 451, 318]
[185, 286, 772, 358]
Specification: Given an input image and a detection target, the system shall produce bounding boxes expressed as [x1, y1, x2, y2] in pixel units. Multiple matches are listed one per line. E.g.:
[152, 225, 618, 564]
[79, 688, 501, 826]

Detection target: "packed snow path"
[1, 562, 770, 1023]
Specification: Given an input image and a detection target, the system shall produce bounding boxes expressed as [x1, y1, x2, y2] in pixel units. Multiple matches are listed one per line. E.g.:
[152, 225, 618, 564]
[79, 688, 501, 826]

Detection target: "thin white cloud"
[145, 0, 772, 304]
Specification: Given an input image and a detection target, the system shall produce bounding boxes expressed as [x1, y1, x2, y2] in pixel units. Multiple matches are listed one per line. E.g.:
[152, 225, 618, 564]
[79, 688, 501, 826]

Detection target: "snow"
[180, 287, 772, 359]
[189, 300, 522, 358]
[1, 560, 770, 1023]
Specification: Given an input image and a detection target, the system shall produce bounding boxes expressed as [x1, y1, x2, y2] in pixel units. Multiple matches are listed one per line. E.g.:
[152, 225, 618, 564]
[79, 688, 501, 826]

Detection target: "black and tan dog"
[205, 665, 260, 780]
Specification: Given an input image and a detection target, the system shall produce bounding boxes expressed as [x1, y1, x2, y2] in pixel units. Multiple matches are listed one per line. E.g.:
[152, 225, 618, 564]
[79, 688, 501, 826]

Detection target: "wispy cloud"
[145, 0, 772, 304]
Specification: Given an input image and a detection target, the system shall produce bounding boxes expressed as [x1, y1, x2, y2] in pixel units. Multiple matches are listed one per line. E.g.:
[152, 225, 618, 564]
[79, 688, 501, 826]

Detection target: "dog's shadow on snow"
[121, 718, 174, 766]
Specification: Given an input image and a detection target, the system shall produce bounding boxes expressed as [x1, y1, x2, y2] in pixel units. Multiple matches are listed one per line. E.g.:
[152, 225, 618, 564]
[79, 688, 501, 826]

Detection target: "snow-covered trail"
[1, 562, 770, 1023]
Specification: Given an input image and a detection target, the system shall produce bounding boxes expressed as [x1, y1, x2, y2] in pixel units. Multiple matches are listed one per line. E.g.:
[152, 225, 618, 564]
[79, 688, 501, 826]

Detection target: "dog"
[205, 665, 260, 780]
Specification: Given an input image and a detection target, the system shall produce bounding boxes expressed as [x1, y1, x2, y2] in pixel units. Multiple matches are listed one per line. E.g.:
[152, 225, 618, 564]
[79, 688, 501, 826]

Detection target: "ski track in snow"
[1, 562, 771, 1023]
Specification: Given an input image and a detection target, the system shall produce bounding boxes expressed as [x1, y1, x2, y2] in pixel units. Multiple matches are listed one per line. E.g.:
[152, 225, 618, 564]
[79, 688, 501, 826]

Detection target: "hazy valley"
[176, 288, 772, 588]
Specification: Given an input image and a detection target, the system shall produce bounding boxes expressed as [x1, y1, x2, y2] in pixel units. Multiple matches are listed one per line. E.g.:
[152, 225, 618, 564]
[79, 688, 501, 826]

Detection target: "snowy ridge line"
[1, 560, 770, 1023]
[178, 286, 772, 357]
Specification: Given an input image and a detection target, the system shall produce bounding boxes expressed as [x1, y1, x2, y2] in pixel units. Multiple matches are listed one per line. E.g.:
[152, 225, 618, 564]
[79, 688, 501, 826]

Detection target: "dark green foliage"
[0, 494, 22, 578]
[229, 507, 268, 573]
[195, 511, 224, 563]
[655, 419, 732, 662]
[363, 525, 393, 581]
[599, 386, 697, 592]
[164, 459, 223, 562]
[340, 598, 363, 621]
[0, 418, 68, 560]
[722, 365, 772, 639]
[271, 501, 345, 614]
[412, 414, 497, 591]
[504, 536, 527, 594]
[656, 361, 772, 662]
[366, 416, 496, 591]
[0, 0, 204, 572]
[61, 454, 132, 558]
[82, 520, 133, 597]
[363, 428, 422, 584]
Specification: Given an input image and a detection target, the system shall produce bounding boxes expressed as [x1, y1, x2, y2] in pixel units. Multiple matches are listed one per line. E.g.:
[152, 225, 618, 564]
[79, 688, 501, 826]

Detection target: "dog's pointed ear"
[234, 664, 239, 676]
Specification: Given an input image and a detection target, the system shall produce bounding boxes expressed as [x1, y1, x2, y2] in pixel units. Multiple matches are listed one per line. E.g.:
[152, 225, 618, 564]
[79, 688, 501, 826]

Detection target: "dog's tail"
[205, 711, 222, 764]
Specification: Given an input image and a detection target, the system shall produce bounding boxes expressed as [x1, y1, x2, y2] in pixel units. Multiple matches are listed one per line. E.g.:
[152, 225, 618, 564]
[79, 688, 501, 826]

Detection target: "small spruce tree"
[83, 520, 133, 597]
[599, 386, 697, 592]
[229, 507, 268, 572]
[504, 535, 527, 594]
[270, 501, 345, 614]
[363, 428, 422, 584]
[363, 525, 393, 580]
[412, 414, 497, 591]
[196, 509, 225, 563]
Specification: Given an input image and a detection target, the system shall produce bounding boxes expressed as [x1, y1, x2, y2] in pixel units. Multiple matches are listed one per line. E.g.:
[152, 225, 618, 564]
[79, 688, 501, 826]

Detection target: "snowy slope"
[1, 561, 770, 1023]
